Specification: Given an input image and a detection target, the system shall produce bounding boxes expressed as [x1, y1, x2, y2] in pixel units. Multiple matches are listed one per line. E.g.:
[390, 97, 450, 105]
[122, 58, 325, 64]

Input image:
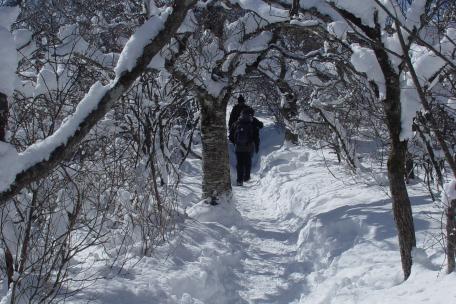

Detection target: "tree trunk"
[0, 92, 14, 288]
[289, 0, 300, 17]
[387, 135, 416, 280]
[447, 199, 456, 273]
[200, 98, 231, 200]
[381, 66, 417, 280]
[0, 93, 7, 141]
[5, 247, 14, 287]
[333, 3, 416, 281]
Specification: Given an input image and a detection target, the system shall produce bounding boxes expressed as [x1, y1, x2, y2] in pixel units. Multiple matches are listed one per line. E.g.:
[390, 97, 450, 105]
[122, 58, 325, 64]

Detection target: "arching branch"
[0, 0, 197, 204]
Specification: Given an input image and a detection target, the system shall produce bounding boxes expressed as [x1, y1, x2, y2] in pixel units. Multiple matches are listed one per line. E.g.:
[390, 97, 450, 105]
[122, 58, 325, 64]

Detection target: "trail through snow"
[233, 175, 307, 303]
[62, 119, 456, 304]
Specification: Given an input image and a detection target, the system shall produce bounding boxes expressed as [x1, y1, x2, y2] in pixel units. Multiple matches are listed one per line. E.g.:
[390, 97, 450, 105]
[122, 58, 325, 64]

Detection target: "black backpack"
[235, 119, 254, 146]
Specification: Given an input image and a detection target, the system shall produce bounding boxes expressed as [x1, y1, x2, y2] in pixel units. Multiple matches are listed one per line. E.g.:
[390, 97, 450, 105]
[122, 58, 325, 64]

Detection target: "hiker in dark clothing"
[228, 96, 263, 150]
[232, 109, 255, 185]
[244, 107, 264, 153]
[228, 95, 253, 130]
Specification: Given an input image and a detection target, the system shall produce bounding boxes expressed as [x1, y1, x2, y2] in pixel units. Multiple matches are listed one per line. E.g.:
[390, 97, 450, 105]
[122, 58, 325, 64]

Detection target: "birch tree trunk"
[200, 97, 231, 200]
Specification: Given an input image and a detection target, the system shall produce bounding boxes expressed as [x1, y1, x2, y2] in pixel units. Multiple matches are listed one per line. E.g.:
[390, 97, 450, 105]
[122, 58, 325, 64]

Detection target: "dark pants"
[236, 152, 252, 183]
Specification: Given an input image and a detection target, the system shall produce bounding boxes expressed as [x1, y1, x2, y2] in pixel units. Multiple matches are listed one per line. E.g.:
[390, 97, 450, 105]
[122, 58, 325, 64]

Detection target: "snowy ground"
[39, 119, 456, 303]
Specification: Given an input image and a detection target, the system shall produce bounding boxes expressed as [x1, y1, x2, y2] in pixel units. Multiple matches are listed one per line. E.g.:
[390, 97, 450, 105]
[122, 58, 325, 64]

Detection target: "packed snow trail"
[232, 175, 308, 303]
[64, 120, 456, 304]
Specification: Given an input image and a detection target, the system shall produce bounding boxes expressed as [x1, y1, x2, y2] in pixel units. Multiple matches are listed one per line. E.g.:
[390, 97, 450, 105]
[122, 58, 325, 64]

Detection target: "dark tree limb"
[289, 0, 300, 17]
[447, 199, 456, 273]
[414, 116, 444, 187]
[315, 108, 357, 170]
[0, 93, 7, 141]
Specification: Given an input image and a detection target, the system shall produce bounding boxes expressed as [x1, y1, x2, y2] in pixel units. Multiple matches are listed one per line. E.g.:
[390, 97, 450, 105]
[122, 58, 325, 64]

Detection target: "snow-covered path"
[67, 121, 456, 304]
[233, 177, 307, 303]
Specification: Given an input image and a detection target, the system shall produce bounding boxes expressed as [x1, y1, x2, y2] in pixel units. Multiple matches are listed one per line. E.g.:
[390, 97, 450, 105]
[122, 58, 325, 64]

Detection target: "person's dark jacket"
[231, 113, 255, 153]
[229, 103, 253, 129]
[229, 111, 263, 152]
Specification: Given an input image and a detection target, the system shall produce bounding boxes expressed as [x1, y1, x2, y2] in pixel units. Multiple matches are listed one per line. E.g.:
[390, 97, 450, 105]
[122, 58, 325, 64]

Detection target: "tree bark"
[1, 86, 14, 290]
[321, 5, 417, 280]
[0, 93, 7, 141]
[289, 0, 300, 17]
[379, 55, 417, 280]
[447, 199, 456, 273]
[5, 247, 14, 287]
[200, 98, 231, 200]
[387, 131, 416, 280]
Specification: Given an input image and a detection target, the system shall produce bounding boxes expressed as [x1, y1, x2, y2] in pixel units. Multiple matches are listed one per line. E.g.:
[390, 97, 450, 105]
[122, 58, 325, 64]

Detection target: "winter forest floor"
[67, 117, 456, 304]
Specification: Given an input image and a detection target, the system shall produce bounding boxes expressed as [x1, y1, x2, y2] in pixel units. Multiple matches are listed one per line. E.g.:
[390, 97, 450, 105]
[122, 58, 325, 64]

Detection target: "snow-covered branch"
[0, 0, 196, 204]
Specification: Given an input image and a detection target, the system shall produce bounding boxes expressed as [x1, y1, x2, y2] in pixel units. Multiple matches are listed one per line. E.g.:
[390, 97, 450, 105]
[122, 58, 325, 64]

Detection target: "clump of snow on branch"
[0, 82, 111, 193]
[115, 8, 172, 78]
[225, 13, 267, 39]
[448, 98, 456, 110]
[34, 63, 74, 97]
[240, 31, 272, 52]
[224, 13, 271, 52]
[145, 0, 161, 17]
[399, 74, 420, 140]
[178, 9, 198, 34]
[443, 180, 456, 204]
[230, 31, 273, 76]
[399, 27, 456, 139]
[383, 33, 403, 71]
[290, 19, 320, 27]
[12, 28, 35, 60]
[0, 6, 20, 96]
[381, 1, 427, 72]
[0, 29, 17, 96]
[0, 142, 19, 193]
[55, 23, 118, 68]
[0, 5, 20, 30]
[232, 0, 289, 24]
[330, 0, 393, 28]
[327, 21, 350, 40]
[405, 0, 427, 30]
[413, 28, 456, 85]
[350, 44, 386, 99]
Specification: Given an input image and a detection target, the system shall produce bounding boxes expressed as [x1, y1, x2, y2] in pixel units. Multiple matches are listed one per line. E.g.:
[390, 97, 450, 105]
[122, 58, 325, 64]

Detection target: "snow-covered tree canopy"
[1, 0, 455, 201]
